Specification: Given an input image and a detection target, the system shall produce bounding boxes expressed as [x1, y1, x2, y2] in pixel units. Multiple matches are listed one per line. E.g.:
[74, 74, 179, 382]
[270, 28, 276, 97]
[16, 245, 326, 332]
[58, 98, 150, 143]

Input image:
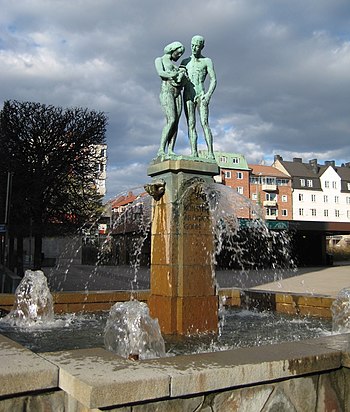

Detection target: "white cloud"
[0, 0, 349, 196]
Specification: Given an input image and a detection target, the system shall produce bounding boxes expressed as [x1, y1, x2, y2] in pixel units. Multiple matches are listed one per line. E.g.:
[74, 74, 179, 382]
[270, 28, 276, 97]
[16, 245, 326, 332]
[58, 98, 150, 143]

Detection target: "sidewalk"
[251, 263, 350, 298]
[43, 262, 350, 298]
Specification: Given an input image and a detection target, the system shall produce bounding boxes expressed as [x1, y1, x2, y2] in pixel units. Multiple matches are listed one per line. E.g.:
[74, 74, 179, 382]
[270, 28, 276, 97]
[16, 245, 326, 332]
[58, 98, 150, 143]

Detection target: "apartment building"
[211, 151, 251, 218]
[248, 164, 292, 221]
[273, 156, 350, 223]
[210, 151, 292, 221]
[93, 144, 107, 196]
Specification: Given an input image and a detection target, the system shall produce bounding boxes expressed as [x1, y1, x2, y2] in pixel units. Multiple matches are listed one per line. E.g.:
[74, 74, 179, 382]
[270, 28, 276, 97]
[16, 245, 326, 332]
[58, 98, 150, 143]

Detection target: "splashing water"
[200, 182, 295, 272]
[104, 300, 166, 360]
[331, 287, 350, 332]
[111, 193, 152, 291]
[2, 270, 54, 327]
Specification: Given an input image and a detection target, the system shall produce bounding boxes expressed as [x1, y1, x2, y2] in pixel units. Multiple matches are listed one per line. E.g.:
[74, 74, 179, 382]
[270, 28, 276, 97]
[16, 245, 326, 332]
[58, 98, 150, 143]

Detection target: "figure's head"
[191, 35, 205, 56]
[164, 41, 185, 61]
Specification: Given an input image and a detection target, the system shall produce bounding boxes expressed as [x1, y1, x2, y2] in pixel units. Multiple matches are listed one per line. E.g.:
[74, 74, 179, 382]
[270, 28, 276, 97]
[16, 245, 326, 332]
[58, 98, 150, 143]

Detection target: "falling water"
[331, 287, 350, 332]
[104, 300, 166, 359]
[2, 270, 54, 327]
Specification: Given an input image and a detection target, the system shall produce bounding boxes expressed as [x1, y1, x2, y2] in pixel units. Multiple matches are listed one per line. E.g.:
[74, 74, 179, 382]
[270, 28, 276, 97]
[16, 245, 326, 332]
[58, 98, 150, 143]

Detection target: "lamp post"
[3, 171, 13, 267]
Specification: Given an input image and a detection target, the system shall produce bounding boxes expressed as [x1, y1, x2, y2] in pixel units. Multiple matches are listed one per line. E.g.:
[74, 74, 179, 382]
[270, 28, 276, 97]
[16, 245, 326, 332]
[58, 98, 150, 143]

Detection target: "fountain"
[2, 269, 54, 326]
[331, 287, 350, 332]
[104, 300, 166, 360]
[1, 35, 350, 410]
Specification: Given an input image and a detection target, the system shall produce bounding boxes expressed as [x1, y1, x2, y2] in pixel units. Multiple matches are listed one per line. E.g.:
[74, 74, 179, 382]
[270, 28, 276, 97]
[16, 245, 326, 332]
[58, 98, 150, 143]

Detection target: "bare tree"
[0, 100, 108, 270]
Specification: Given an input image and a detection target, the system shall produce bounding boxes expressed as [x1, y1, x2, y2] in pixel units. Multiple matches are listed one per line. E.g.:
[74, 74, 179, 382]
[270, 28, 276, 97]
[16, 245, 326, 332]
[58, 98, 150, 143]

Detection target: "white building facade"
[273, 157, 350, 223]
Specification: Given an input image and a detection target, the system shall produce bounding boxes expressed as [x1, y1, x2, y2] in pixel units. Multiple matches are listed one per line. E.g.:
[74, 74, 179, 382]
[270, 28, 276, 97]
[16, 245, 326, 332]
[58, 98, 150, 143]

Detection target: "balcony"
[262, 184, 277, 191]
[263, 200, 277, 207]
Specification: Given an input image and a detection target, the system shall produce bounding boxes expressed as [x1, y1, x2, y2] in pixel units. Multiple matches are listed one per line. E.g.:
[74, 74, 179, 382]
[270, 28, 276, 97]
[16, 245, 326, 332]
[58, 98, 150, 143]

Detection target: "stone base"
[148, 294, 218, 335]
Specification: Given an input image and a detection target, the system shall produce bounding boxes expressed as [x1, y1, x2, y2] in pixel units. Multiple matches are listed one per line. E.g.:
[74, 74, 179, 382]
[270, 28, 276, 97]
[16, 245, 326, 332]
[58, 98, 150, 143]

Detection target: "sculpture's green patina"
[155, 36, 217, 161]
[181, 35, 217, 160]
[155, 41, 187, 159]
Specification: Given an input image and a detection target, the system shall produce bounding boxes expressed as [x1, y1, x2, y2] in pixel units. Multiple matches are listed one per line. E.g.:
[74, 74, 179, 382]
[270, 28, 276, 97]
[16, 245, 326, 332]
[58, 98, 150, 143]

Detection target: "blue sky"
[0, 0, 349, 199]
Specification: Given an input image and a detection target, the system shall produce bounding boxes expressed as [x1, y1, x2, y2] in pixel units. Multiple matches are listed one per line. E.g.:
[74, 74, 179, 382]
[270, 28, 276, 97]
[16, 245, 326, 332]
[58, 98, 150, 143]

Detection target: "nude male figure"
[181, 35, 217, 159]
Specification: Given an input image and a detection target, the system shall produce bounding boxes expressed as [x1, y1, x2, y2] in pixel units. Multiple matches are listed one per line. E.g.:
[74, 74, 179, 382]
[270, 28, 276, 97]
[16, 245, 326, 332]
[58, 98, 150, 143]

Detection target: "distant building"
[110, 191, 150, 266]
[93, 144, 107, 196]
[210, 151, 292, 221]
[248, 164, 292, 221]
[273, 156, 350, 223]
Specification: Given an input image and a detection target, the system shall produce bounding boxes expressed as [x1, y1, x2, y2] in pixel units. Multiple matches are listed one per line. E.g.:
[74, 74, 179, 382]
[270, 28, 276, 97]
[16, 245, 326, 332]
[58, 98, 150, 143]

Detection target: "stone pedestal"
[147, 159, 219, 335]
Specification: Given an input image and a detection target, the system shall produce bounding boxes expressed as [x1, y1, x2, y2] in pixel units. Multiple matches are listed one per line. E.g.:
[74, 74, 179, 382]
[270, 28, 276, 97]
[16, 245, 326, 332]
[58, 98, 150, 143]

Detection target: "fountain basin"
[0, 307, 331, 354]
[0, 288, 344, 410]
[0, 287, 334, 318]
[1, 332, 350, 410]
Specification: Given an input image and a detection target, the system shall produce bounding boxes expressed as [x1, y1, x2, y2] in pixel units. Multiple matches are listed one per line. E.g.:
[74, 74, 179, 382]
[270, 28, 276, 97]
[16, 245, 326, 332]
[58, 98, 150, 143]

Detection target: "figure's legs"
[198, 101, 214, 159]
[158, 93, 178, 156]
[184, 99, 198, 157]
[168, 94, 182, 156]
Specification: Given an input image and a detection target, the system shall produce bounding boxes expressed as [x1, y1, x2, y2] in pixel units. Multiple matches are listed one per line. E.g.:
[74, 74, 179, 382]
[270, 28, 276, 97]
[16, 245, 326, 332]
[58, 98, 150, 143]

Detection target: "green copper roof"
[208, 151, 250, 170]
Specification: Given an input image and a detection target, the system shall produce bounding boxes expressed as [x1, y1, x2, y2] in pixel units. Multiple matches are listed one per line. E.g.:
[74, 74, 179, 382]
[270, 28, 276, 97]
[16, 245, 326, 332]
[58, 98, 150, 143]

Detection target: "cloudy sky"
[1, 0, 349, 199]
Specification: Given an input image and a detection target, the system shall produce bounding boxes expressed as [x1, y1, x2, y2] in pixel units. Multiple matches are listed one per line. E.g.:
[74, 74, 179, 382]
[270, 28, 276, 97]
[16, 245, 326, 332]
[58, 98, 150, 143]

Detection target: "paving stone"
[42, 348, 171, 409]
[144, 340, 341, 397]
[211, 385, 273, 411]
[262, 387, 296, 411]
[0, 334, 58, 397]
[280, 374, 318, 411]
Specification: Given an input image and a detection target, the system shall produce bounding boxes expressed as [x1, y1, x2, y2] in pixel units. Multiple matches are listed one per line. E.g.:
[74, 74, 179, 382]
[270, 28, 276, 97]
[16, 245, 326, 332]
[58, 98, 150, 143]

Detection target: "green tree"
[0, 100, 107, 271]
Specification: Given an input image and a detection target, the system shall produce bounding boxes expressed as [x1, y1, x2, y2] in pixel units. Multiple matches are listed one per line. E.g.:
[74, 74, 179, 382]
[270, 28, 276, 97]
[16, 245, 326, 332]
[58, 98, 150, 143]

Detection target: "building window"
[237, 187, 244, 194]
[224, 171, 231, 178]
[281, 209, 288, 216]
[250, 176, 260, 184]
[307, 179, 313, 187]
[324, 209, 329, 217]
[298, 194, 304, 201]
[325, 181, 330, 188]
[332, 181, 337, 189]
[300, 179, 306, 187]
[232, 157, 239, 164]
[252, 193, 257, 201]
[236, 172, 243, 179]
[277, 179, 288, 186]
[348, 183, 350, 190]
[348, 210, 350, 219]
[266, 193, 277, 201]
[347, 197, 350, 205]
[324, 195, 328, 203]
[335, 210, 340, 218]
[263, 177, 276, 185]
[281, 195, 287, 202]
[266, 208, 278, 216]
[311, 209, 316, 216]
[335, 196, 339, 204]
[220, 156, 227, 163]
[311, 194, 316, 202]
[299, 208, 304, 216]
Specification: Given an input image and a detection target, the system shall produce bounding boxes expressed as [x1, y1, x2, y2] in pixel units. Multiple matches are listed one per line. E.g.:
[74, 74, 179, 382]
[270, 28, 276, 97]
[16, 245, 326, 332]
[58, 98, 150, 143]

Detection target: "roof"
[212, 151, 250, 170]
[248, 164, 290, 178]
[276, 160, 319, 178]
[111, 192, 137, 208]
[274, 156, 350, 191]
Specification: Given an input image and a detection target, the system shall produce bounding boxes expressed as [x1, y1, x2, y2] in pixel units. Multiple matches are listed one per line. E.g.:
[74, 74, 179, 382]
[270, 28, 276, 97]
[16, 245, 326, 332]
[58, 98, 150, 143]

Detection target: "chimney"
[325, 160, 336, 167]
[293, 157, 303, 163]
[345, 162, 350, 168]
[309, 159, 319, 174]
[274, 154, 283, 162]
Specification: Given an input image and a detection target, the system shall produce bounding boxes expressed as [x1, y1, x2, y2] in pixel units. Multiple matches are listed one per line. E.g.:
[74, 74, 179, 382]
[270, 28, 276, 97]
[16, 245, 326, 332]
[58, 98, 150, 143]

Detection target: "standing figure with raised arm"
[181, 35, 217, 159]
[155, 41, 187, 158]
